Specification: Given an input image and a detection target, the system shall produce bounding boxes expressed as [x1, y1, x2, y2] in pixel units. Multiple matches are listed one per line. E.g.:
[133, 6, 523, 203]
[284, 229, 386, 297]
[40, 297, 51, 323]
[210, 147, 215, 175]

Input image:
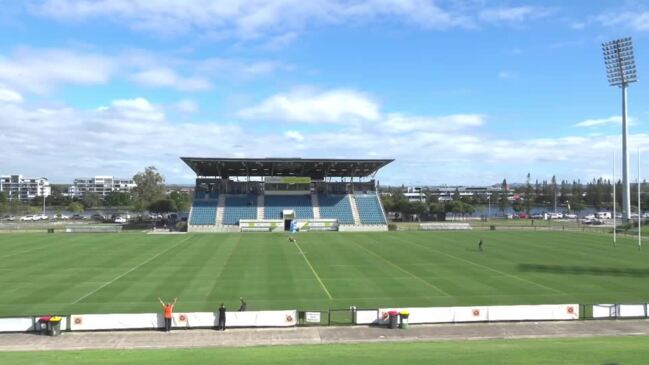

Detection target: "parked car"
[517, 212, 529, 219]
[530, 213, 544, 219]
[596, 212, 612, 219]
[114, 216, 127, 224]
[38, 214, 49, 221]
[55, 214, 70, 220]
[91, 213, 105, 221]
[71, 214, 84, 220]
[545, 212, 563, 220]
[3, 215, 16, 221]
[20, 215, 35, 221]
[564, 213, 577, 219]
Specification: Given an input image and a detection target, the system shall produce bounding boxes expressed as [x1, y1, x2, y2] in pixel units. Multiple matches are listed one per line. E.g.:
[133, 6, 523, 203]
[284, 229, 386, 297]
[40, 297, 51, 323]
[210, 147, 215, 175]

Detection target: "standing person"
[239, 297, 247, 312]
[158, 297, 177, 332]
[478, 239, 484, 252]
[217, 303, 226, 331]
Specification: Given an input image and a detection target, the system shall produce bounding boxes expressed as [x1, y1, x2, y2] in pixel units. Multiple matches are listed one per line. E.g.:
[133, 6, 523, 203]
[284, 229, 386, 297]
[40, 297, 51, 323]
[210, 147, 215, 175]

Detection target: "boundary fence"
[2, 302, 646, 334]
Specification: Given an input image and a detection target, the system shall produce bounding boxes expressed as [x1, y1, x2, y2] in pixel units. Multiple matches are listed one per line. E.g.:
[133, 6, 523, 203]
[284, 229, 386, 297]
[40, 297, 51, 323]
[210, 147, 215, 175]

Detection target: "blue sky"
[0, 0, 648, 185]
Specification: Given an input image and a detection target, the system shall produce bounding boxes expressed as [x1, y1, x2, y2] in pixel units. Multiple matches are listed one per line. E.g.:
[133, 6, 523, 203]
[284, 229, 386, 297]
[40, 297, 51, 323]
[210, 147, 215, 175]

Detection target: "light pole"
[487, 195, 491, 220]
[602, 37, 638, 222]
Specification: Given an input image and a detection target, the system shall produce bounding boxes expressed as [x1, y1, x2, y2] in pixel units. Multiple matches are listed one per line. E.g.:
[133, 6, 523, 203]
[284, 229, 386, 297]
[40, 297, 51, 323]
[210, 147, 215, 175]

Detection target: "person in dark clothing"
[478, 239, 484, 252]
[239, 297, 247, 312]
[217, 303, 226, 330]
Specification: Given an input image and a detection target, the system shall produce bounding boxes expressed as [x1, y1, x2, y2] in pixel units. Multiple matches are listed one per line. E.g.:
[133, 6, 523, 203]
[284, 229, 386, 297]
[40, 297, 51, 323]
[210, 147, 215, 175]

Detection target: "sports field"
[0, 231, 647, 316]
[1, 336, 648, 364]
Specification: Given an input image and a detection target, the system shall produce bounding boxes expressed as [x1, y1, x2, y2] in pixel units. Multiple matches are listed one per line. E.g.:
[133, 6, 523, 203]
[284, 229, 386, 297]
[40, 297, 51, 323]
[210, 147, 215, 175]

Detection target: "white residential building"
[69, 176, 136, 197]
[0, 175, 51, 202]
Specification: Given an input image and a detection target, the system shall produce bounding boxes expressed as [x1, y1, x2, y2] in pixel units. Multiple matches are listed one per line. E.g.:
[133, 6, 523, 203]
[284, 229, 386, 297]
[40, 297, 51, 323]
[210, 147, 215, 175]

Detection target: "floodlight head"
[602, 37, 638, 87]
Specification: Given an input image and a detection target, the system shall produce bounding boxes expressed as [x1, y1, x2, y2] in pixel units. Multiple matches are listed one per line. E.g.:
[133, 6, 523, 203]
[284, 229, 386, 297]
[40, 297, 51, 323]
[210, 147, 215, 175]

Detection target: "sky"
[1, 0, 649, 186]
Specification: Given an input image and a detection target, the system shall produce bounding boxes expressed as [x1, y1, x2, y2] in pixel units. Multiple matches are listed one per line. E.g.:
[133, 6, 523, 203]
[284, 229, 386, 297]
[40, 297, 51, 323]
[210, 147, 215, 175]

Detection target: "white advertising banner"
[68, 310, 297, 331]
[452, 306, 489, 322]
[0, 317, 34, 332]
[618, 304, 646, 318]
[378, 307, 454, 325]
[369, 304, 579, 325]
[305, 312, 321, 323]
[487, 304, 579, 321]
[354, 310, 380, 325]
[593, 304, 617, 318]
[70, 313, 161, 331]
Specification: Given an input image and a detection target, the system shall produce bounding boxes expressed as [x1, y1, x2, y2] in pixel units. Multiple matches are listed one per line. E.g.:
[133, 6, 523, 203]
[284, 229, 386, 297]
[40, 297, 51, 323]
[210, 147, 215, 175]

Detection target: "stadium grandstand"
[181, 157, 393, 232]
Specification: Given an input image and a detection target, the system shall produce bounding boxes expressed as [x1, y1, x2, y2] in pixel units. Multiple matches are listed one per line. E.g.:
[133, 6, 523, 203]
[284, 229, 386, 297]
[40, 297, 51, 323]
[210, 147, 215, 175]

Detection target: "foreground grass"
[0, 231, 648, 316]
[1, 336, 648, 365]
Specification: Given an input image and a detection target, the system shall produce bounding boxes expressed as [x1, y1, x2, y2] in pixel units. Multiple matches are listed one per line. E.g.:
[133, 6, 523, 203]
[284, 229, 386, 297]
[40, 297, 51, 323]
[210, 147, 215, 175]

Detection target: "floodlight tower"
[603, 37, 638, 222]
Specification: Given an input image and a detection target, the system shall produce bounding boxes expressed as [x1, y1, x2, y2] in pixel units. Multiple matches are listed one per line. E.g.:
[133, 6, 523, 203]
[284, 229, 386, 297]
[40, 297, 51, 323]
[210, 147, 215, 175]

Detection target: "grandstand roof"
[181, 157, 393, 179]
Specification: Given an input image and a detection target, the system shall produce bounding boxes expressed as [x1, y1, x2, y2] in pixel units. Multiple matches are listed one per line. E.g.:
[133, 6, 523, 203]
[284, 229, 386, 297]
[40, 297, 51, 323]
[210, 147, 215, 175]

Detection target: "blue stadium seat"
[355, 194, 386, 224]
[264, 195, 313, 219]
[318, 194, 354, 224]
[189, 199, 217, 225]
[223, 195, 258, 225]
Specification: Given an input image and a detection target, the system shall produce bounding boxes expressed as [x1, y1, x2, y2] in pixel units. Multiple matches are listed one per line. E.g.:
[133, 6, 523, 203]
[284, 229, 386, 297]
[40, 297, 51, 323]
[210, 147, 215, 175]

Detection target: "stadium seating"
[318, 194, 354, 224]
[222, 195, 258, 225]
[264, 195, 314, 219]
[194, 191, 207, 200]
[190, 199, 217, 225]
[354, 194, 386, 224]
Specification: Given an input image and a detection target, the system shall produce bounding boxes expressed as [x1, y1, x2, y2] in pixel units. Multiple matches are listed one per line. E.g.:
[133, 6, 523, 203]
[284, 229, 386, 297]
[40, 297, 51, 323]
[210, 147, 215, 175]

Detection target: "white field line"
[294, 241, 333, 300]
[405, 239, 566, 295]
[350, 240, 452, 297]
[72, 236, 192, 304]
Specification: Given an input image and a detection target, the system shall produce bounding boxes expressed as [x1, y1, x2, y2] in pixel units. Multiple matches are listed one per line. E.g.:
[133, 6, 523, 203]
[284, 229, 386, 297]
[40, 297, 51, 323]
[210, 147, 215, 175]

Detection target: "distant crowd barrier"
[419, 223, 472, 231]
[591, 304, 648, 319]
[354, 304, 579, 325]
[3, 303, 649, 333]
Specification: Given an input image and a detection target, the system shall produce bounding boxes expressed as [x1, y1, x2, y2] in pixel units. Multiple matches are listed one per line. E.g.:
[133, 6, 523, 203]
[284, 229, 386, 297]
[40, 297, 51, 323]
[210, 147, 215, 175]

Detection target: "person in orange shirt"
[158, 297, 177, 332]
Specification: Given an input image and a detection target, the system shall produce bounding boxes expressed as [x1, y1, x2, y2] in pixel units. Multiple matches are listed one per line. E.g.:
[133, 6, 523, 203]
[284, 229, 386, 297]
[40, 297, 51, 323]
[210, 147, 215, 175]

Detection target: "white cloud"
[596, 11, 649, 31]
[237, 89, 381, 123]
[34, 0, 552, 39]
[498, 71, 515, 79]
[0, 86, 23, 103]
[573, 115, 635, 128]
[3, 91, 646, 185]
[479, 6, 553, 23]
[130, 67, 212, 92]
[0, 47, 116, 93]
[381, 113, 484, 132]
[284, 130, 304, 142]
[570, 22, 585, 30]
[174, 99, 199, 114]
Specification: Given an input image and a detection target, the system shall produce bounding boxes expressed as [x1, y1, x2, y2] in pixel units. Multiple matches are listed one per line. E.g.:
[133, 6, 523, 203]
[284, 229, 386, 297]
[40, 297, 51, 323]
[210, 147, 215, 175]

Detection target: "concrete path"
[1, 320, 648, 352]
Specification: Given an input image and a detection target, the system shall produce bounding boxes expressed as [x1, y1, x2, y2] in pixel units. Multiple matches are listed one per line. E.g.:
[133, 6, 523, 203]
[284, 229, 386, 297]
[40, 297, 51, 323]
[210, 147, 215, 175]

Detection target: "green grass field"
[2, 336, 648, 364]
[0, 231, 647, 316]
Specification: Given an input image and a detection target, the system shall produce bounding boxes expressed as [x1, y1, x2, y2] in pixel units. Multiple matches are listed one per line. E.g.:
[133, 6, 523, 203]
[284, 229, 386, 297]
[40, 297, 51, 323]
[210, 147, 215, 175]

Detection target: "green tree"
[82, 192, 101, 209]
[169, 191, 191, 212]
[0, 191, 7, 214]
[132, 166, 166, 212]
[148, 199, 177, 214]
[68, 202, 84, 213]
[498, 178, 509, 215]
[410, 201, 428, 221]
[523, 173, 534, 214]
[104, 192, 131, 207]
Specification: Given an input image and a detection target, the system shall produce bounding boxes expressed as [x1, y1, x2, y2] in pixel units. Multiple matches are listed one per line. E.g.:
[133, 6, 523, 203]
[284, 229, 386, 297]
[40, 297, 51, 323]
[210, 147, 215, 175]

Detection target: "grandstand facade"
[181, 157, 392, 232]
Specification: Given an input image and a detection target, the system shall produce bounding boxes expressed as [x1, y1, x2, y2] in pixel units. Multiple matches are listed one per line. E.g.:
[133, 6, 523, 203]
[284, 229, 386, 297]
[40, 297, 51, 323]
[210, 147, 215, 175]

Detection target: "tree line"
[381, 174, 648, 221]
[0, 166, 192, 216]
